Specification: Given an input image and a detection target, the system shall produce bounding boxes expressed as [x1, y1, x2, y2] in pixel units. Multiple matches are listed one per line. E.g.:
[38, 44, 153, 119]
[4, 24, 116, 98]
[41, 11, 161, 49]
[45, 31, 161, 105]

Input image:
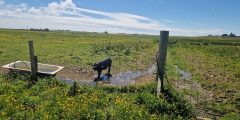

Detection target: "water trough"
[2, 61, 64, 76]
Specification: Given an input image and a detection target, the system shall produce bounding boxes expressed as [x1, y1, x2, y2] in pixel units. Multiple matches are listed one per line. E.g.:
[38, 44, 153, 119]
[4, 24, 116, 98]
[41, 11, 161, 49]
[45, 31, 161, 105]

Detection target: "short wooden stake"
[28, 41, 37, 82]
[34, 56, 38, 81]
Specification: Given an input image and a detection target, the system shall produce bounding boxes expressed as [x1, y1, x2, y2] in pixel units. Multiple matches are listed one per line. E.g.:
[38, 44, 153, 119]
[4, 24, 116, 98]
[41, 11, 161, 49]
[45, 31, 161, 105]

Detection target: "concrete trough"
[2, 61, 64, 76]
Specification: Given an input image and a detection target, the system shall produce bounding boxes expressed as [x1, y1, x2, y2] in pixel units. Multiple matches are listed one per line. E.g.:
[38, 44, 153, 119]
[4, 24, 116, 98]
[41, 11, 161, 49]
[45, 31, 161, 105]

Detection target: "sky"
[0, 0, 239, 36]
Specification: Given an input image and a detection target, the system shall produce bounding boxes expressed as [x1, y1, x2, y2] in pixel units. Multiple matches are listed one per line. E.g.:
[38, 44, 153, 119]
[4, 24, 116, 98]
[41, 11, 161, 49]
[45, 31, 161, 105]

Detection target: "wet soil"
[107, 64, 156, 86]
[0, 68, 9, 74]
[56, 67, 94, 81]
[135, 74, 155, 85]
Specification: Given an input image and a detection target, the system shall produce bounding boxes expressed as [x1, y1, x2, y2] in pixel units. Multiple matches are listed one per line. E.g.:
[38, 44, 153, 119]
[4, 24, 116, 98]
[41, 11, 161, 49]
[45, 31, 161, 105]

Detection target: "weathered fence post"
[28, 41, 37, 82]
[157, 31, 169, 94]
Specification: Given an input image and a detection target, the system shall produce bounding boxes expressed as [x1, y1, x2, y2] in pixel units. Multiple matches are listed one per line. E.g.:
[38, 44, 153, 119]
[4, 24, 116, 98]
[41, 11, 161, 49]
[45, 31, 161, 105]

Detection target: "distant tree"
[43, 28, 49, 32]
[30, 28, 49, 32]
[229, 32, 236, 37]
[104, 31, 108, 34]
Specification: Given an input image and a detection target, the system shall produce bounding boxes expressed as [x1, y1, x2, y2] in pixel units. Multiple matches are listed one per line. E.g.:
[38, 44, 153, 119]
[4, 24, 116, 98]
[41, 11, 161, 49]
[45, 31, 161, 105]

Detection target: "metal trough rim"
[1, 61, 64, 75]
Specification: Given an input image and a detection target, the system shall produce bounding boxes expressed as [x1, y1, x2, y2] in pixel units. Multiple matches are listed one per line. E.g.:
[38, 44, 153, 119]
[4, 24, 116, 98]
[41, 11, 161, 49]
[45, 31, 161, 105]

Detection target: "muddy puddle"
[175, 65, 191, 80]
[108, 64, 156, 86]
[58, 64, 156, 86]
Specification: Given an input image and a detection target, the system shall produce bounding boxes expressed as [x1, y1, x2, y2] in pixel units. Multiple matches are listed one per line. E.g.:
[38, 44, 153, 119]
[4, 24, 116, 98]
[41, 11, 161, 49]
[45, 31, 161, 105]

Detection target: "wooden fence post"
[28, 41, 37, 82]
[157, 31, 169, 94]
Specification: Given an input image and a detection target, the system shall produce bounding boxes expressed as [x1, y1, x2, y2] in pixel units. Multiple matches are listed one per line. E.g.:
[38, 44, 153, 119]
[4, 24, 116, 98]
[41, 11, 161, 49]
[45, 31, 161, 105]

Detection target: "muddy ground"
[0, 66, 156, 86]
[56, 67, 94, 81]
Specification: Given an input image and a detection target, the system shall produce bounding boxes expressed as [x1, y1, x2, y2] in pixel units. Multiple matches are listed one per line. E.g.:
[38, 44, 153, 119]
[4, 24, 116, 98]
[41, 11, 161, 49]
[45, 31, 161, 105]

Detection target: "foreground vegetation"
[0, 74, 194, 119]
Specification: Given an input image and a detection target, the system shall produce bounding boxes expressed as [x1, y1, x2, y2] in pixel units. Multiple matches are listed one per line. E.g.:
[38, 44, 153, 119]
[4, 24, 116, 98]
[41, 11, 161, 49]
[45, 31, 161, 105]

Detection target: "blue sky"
[0, 0, 239, 36]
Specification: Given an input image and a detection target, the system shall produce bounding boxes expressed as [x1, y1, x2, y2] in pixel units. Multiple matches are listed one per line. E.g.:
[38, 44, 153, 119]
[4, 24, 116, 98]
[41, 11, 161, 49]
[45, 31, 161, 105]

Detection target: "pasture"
[0, 29, 240, 119]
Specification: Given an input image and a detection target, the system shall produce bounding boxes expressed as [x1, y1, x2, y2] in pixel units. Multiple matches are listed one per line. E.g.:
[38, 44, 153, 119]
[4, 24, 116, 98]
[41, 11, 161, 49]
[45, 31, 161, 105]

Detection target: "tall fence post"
[28, 41, 37, 82]
[157, 31, 169, 94]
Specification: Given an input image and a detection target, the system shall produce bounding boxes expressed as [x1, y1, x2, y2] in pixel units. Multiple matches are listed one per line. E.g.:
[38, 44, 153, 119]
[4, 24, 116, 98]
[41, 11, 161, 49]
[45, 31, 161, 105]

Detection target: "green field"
[167, 36, 240, 119]
[0, 29, 240, 119]
[0, 29, 158, 73]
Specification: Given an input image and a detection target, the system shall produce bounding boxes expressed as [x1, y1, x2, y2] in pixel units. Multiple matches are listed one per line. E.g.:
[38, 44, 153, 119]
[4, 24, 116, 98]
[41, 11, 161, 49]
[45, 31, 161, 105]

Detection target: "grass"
[0, 29, 158, 73]
[167, 36, 240, 119]
[0, 74, 195, 119]
[1, 29, 240, 119]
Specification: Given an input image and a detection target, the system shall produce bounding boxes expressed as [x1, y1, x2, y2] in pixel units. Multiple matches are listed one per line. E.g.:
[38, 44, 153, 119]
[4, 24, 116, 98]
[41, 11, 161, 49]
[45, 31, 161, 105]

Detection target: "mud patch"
[56, 67, 94, 81]
[135, 74, 155, 85]
[0, 68, 9, 74]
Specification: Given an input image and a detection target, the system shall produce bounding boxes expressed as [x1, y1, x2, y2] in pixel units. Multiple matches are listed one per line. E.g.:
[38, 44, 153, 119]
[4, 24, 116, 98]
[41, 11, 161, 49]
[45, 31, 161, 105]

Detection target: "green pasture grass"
[1, 28, 240, 119]
[0, 29, 158, 73]
[168, 37, 240, 119]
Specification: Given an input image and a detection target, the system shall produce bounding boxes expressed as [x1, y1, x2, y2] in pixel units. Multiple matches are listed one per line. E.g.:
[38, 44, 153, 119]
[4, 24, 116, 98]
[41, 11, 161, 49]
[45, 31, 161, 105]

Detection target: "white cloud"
[47, 0, 75, 15]
[28, 7, 43, 14]
[0, 0, 224, 36]
[162, 19, 177, 23]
